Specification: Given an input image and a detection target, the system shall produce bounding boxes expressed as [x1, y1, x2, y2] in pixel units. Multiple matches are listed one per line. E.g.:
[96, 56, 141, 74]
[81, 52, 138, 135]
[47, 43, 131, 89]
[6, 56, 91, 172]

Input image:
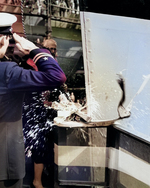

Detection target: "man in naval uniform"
[0, 13, 66, 188]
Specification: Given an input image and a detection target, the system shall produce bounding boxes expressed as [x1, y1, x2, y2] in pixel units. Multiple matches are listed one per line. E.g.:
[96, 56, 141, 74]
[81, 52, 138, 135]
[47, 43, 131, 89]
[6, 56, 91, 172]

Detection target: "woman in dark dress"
[22, 38, 60, 188]
[22, 89, 59, 188]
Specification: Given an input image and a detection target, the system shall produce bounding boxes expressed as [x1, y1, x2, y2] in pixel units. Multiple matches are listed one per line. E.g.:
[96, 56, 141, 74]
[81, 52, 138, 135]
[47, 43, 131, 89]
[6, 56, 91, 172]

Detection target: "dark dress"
[22, 91, 57, 165]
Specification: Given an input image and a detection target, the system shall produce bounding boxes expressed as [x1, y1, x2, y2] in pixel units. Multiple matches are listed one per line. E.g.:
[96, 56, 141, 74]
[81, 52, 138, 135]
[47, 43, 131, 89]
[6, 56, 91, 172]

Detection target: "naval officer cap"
[0, 13, 17, 35]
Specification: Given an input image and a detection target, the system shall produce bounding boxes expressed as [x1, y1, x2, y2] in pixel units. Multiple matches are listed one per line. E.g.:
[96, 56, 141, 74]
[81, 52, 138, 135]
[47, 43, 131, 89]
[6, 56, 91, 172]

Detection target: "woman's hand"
[13, 33, 39, 55]
[0, 35, 9, 58]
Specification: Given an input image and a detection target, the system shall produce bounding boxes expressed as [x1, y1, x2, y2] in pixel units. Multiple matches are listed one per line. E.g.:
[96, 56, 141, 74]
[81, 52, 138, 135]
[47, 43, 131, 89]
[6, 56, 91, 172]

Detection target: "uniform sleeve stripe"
[34, 55, 47, 64]
[33, 53, 54, 63]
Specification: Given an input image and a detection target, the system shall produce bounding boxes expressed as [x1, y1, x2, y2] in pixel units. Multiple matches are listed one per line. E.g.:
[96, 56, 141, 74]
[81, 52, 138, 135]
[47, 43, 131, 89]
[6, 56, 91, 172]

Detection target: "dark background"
[79, 0, 150, 20]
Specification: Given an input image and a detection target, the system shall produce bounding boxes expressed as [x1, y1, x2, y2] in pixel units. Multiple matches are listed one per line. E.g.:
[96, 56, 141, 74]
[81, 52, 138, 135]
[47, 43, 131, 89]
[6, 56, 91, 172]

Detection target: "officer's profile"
[0, 12, 17, 35]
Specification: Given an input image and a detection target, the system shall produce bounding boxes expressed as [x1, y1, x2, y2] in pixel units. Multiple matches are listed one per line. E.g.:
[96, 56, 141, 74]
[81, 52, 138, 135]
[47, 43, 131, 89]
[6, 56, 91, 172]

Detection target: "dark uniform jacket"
[0, 48, 66, 180]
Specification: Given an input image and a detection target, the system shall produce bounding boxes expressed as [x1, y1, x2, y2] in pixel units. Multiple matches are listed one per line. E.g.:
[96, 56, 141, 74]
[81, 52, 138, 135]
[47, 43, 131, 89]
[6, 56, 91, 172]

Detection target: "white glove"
[13, 33, 39, 55]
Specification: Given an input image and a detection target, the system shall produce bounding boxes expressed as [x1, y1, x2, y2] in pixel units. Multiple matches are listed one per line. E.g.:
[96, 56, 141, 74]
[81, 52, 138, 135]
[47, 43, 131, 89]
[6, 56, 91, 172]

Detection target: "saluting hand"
[13, 33, 39, 55]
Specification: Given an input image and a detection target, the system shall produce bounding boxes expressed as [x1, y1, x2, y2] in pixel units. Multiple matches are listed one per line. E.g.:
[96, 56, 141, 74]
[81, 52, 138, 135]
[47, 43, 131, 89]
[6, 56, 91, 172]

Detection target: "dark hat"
[0, 13, 17, 35]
